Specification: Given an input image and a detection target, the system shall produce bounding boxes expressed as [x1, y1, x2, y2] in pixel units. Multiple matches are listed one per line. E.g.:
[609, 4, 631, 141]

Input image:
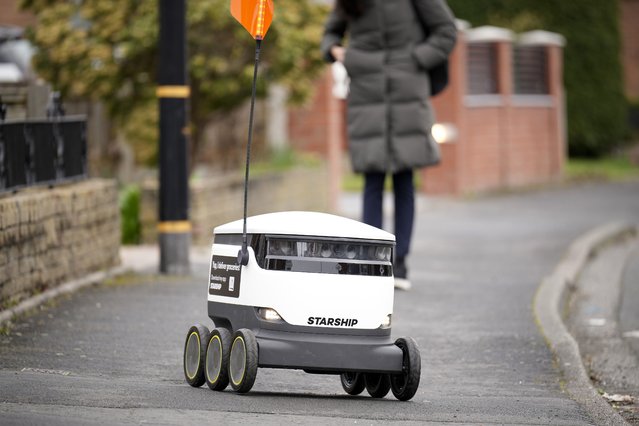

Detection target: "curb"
[534, 222, 638, 426]
[0, 265, 129, 327]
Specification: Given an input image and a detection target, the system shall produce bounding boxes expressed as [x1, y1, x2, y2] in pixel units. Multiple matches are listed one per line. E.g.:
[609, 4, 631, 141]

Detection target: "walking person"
[322, 0, 457, 290]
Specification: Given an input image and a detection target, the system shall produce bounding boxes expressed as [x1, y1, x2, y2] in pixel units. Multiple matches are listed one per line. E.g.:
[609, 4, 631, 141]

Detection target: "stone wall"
[0, 180, 120, 307]
[141, 166, 330, 246]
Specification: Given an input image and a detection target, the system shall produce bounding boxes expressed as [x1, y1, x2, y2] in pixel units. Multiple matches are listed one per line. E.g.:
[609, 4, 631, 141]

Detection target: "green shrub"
[448, 0, 627, 157]
[566, 154, 639, 181]
[119, 185, 141, 245]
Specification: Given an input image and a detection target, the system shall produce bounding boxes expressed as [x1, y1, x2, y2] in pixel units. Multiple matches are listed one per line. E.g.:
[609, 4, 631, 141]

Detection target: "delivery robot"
[183, 211, 421, 400]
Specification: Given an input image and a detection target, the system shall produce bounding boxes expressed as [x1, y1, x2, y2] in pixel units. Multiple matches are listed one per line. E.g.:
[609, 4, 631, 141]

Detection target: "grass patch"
[102, 272, 149, 287]
[341, 173, 365, 192]
[341, 172, 422, 192]
[104, 272, 190, 287]
[0, 324, 12, 336]
[566, 154, 639, 182]
[0, 296, 21, 311]
[249, 148, 322, 176]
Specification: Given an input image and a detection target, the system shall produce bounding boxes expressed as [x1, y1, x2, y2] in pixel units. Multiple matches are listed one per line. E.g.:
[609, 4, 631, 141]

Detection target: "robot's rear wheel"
[205, 327, 232, 391]
[390, 337, 421, 401]
[229, 328, 259, 393]
[340, 372, 365, 395]
[364, 373, 391, 398]
[183, 324, 209, 387]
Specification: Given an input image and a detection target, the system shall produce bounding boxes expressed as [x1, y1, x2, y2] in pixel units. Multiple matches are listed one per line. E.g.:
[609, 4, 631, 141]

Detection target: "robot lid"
[214, 211, 395, 242]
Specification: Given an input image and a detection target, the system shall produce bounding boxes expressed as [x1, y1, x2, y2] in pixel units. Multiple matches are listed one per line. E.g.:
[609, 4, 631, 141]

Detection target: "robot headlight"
[257, 307, 282, 322]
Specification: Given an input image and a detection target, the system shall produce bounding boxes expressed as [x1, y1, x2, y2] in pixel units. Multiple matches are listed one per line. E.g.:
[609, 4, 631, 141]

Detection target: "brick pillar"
[620, 0, 639, 100]
[497, 40, 513, 188]
[547, 45, 566, 179]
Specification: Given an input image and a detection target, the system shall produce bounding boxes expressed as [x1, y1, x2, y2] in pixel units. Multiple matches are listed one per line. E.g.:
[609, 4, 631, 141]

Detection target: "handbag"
[411, 0, 450, 97]
[429, 61, 449, 97]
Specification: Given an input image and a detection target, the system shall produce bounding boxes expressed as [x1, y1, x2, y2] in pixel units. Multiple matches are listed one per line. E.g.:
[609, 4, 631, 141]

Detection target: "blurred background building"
[1, 0, 638, 243]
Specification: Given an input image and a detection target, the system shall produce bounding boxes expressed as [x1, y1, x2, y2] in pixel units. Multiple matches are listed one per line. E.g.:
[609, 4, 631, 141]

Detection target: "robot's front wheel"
[205, 328, 232, 391]
[364, 373, 391, 398]
[390, 337, 421, 401]
[340, 372, 365, 395]
[183, 324, 210, 387]
[229, 328, 259, 393]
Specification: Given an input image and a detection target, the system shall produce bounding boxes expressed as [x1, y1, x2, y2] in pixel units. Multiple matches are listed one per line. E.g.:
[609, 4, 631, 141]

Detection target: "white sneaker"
[394, 278, 411, 291]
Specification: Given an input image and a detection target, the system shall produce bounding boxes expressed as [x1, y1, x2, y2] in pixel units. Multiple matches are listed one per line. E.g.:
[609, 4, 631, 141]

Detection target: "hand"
[331, 45, 345, 63]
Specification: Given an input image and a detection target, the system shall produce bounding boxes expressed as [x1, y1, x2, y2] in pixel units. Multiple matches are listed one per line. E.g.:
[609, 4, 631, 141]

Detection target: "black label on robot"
[209, 255, 242, 298]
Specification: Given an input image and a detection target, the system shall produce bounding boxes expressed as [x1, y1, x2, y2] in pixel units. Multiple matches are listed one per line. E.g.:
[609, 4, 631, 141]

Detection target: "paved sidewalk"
[119, 245, 211, 275]
[1, 180, 639, 425]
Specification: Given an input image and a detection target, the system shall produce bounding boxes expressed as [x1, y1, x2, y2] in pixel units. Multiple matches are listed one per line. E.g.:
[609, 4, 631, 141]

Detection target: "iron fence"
[0, 116, 87, 192]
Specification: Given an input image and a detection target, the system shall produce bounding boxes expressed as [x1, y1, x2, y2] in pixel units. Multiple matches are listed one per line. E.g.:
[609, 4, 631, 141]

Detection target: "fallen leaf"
[602, 393, 635, 404]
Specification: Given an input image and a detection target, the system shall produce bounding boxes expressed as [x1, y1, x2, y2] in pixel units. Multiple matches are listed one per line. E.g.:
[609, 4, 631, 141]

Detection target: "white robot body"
[208, 211, 395, 330]
[184, 211, 421, 400]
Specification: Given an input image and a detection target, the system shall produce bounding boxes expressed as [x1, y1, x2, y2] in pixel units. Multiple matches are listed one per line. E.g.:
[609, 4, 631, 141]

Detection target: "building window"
[514, 46, 549, 94]
[467, 43, 499, 95]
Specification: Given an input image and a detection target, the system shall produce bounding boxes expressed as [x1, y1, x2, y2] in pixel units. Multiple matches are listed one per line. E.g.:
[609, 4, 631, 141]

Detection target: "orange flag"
[230, 0, 274, 40]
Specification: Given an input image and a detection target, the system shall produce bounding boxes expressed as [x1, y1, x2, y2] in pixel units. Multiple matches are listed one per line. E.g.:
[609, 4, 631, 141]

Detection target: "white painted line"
[623, 330, 639, 339]
[21, 367, 71, 376]
[588, 318, 606, 327]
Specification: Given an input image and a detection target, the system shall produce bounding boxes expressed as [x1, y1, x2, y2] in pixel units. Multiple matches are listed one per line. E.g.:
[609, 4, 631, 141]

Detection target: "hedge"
[448, 0, 627, 157]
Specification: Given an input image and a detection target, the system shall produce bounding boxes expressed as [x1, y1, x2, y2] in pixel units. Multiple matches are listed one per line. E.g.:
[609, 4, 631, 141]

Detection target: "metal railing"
[0, 98, 87, 192]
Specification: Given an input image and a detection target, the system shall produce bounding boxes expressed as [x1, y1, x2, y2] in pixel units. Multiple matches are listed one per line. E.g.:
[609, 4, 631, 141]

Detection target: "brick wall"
[0, 0, 36, 27]
[288, 69, 347, 155]
[507, 106, 557, 186]
[141, 166, 330, 246]
[0, 180, 120, 306]
[462, 107, 504, 192]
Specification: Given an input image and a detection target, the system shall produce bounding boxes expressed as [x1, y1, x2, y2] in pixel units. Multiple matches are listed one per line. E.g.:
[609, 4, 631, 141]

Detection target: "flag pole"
[238, 37, 262, 266]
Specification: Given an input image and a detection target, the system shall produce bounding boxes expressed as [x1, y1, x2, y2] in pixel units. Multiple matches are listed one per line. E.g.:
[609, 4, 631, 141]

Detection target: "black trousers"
[362, 170, 414, 260]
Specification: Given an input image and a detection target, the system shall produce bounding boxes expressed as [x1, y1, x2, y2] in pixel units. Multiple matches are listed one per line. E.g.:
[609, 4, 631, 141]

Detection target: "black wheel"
[364, 373, 391, 398]
[205, 328, 232, 391]
[390, 337, 421, 401]
[228, 328, 258, 393]
[340, 372, 365, 395]
[183, 324, 209, 387]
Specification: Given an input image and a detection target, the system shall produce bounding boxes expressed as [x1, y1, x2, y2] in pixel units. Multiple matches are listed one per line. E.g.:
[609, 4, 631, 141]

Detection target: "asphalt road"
[1, 181, 639, 425]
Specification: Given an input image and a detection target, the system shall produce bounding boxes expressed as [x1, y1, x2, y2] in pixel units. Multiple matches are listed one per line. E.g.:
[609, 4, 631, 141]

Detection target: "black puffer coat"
[321, 0, 457, 173]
